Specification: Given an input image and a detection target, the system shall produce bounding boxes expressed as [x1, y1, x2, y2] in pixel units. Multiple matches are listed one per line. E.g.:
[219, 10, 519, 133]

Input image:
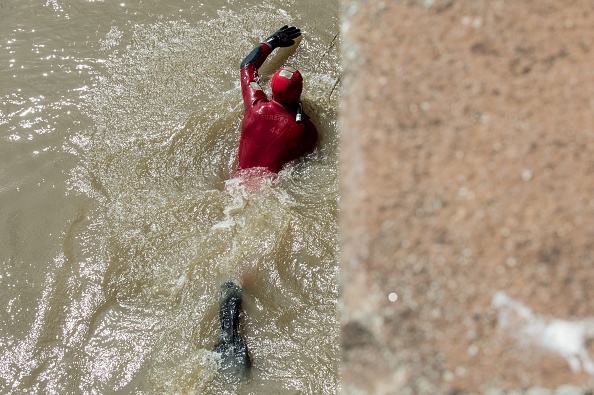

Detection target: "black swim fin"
[213, 281, 251, 379]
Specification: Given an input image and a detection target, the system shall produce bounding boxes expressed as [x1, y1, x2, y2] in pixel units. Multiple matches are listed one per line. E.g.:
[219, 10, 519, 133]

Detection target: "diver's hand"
[262, 25, 301, 48]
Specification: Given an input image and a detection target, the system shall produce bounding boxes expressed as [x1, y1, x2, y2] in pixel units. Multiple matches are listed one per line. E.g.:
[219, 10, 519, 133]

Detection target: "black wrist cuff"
[262, 37, 278, 49]
[240, 45, 263, 69]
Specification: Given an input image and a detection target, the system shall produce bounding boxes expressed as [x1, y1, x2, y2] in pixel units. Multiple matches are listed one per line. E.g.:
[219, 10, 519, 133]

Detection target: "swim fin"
[213, 281, 251, 379]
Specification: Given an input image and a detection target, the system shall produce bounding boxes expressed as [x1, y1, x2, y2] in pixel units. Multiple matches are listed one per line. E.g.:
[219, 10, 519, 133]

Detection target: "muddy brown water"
[0, 1, 339, 393]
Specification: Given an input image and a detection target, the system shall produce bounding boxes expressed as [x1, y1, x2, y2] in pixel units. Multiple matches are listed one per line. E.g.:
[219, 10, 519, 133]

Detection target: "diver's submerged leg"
[214, 281, 251, 378]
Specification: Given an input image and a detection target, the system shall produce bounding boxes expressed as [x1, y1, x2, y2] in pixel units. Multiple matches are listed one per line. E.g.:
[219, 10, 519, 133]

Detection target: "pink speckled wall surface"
[340, 1, 594, 393]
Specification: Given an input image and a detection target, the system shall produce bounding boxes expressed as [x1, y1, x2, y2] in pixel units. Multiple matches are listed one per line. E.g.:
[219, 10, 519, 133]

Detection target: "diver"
[237, 25, 318, 173]
[214, 25, 318, 379]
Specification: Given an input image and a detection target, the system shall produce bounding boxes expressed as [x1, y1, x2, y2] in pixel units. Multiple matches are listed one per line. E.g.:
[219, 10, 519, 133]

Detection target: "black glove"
[262, 25, 301, 49]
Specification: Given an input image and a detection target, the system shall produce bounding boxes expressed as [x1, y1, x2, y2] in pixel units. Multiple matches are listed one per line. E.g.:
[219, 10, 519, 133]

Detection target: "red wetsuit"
[238, 43, 318, 173]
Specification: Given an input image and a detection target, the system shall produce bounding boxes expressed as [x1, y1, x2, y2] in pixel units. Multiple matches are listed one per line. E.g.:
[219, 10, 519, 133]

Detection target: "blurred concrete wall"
[340, 1, 594, 394]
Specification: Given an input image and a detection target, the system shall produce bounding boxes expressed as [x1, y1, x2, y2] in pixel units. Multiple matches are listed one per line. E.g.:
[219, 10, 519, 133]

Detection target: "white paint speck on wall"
[492, 291, 594, 375]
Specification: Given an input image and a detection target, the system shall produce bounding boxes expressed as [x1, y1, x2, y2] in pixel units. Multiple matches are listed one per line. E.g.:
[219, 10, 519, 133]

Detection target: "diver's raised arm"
[240, 26, 301, 108]
[240, 26, 301, 69]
